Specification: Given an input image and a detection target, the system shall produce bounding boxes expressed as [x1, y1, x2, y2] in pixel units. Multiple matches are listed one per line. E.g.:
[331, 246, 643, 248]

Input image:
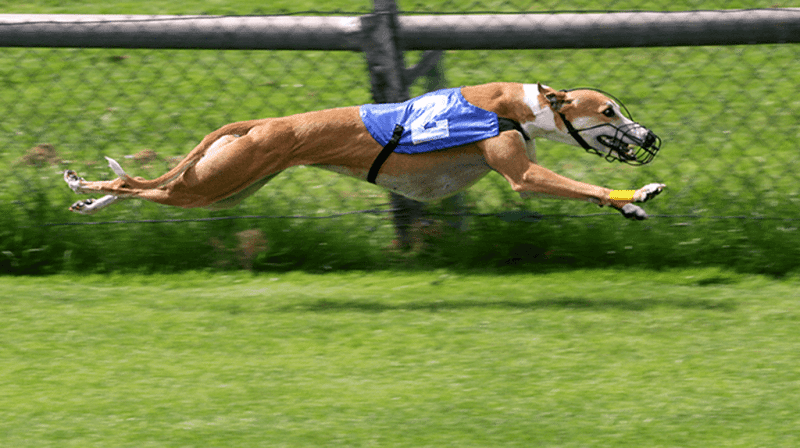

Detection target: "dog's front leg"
[515, 165, 661, 220]
[483, 133, 614, 202]
[480, 134, 664, 219]
[610, 183, 666, 219]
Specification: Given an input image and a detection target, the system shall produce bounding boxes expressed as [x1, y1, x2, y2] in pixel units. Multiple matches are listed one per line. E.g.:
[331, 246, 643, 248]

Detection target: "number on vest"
[409, 95, 451, 145]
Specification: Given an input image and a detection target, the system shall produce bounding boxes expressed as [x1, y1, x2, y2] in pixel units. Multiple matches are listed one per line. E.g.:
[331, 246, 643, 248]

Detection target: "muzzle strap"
[558, 112, 594, 152]
[367, 124, 405, 184]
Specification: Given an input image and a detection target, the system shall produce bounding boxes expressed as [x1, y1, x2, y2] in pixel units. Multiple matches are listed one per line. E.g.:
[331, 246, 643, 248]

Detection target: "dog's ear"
[538, 83, 571, 111]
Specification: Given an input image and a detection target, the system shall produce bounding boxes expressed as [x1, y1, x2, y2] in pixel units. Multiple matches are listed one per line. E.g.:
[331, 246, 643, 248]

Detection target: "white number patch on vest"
[409, 95, 451, 145]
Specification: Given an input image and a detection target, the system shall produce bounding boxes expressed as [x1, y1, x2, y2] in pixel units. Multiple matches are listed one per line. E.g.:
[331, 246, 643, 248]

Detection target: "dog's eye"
[602, 108, 616, 118]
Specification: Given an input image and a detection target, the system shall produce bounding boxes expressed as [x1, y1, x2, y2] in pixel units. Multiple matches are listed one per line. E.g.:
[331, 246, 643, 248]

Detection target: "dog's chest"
[315, 146, 491, 202]
[359, 88, 500, 154]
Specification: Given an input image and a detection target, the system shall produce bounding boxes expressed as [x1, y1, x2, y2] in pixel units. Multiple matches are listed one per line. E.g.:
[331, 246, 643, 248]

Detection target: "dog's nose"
[643, 131, 657, 148]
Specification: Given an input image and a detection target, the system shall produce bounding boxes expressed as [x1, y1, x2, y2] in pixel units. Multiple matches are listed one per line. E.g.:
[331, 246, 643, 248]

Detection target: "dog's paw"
[64, 170, 83, 193]
[618, 203, 648, 220]
[64, 170, 86, 193]
[68, 195, 118, 214]
[69, 198, 96, 214]
[633, 183, 665, 203]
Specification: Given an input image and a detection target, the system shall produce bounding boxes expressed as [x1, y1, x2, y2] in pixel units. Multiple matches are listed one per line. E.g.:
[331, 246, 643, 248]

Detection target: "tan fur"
[64, 82, 664, 216]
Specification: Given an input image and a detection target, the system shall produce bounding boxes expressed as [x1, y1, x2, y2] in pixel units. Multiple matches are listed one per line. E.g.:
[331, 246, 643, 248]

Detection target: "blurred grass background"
[1, 0, 798, 275]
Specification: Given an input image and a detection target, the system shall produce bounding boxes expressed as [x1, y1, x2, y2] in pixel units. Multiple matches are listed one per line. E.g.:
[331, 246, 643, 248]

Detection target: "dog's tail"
[105, 120, 264, 190]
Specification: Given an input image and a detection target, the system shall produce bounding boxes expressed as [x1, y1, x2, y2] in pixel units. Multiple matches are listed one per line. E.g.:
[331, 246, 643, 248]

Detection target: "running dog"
[64, 82, 665, 219]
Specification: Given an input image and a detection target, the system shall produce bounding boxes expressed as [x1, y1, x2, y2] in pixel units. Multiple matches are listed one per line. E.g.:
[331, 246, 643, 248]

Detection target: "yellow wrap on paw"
[610, 190, 636, 201]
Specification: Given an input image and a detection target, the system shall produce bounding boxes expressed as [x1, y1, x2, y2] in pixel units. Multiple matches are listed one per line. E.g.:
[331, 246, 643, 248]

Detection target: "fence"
[2, 10, 797, 49]
[1, 2, 799, 274]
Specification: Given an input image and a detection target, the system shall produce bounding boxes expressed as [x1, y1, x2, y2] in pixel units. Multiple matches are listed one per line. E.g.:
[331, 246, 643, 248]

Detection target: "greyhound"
[64, 82, 664, 219]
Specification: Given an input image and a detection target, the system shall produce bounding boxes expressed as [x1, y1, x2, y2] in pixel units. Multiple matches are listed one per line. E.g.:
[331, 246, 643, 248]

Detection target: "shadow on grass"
[278, 296, 736, 314]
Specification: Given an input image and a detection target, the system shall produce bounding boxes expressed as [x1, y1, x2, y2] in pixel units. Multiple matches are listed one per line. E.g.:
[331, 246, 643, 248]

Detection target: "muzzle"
[587, 122, 661, 166]
[558, 89, 661, 166]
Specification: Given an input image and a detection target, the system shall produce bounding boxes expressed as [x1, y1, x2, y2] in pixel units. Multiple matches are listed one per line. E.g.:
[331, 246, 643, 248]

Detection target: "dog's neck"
[520, 83, 575, 146]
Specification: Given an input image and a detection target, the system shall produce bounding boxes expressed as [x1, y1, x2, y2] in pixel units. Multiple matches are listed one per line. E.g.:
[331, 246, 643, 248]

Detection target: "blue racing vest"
[359, 88, 500, 154]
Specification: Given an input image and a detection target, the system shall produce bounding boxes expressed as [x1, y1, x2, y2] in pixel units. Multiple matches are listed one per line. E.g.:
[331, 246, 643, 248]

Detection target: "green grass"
[1, 269, 799, 447]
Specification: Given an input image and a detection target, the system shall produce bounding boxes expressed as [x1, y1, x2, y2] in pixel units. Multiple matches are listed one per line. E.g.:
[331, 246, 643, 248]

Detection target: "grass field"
[1, 269, 799, 447]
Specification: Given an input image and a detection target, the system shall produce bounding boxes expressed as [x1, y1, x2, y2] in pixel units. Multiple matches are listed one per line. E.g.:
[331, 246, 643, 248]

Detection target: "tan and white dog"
[64, 82, 664, 219]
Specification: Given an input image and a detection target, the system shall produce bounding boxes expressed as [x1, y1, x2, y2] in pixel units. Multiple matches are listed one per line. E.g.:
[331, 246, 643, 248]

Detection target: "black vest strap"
[367, 124, 404, 184]
[497, 117, 531, 141]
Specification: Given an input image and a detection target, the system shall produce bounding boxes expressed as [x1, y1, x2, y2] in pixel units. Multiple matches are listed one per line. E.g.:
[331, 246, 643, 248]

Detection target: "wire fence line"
[1, 3, 798, 270]
[25, 209, 800, 229]
[2, 11, 796, 218]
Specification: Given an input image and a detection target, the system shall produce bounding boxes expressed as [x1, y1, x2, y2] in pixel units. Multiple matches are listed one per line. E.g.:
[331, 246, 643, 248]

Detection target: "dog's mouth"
[596, 125, 661, 166]
[599, 136, 636, 157]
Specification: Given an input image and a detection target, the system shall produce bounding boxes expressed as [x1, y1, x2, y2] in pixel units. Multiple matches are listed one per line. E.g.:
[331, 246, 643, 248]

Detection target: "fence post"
[360, 0, 425, 249]
[420, 54, 468, 232]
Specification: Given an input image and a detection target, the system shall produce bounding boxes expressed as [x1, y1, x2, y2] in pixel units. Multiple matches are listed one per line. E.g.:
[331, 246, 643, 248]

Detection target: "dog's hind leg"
[63, 133, 254, 212]
[64, 118, 299, 212]
[132, 122, 298, 209]
[203, 172, 282, 211]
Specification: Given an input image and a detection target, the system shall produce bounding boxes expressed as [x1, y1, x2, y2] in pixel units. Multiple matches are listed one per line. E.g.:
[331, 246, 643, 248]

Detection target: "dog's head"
[537, 83, 661, 166]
